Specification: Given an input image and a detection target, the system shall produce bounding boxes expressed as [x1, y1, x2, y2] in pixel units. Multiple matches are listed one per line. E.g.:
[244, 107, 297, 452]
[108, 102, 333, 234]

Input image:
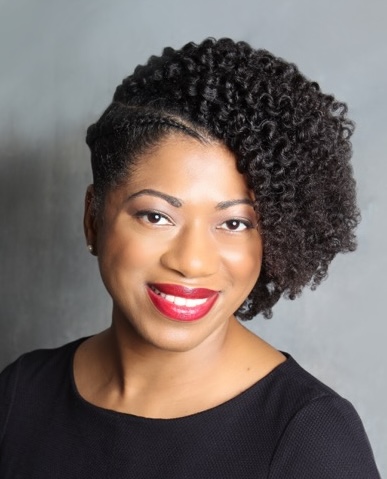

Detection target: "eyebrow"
[215, 199, 255, 210]
[125, 189, 255, 210]
[126, 189, 183, 207]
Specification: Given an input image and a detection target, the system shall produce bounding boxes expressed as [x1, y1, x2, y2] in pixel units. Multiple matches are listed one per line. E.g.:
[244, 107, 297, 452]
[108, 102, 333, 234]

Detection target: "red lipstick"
[147, 283, 219, 322]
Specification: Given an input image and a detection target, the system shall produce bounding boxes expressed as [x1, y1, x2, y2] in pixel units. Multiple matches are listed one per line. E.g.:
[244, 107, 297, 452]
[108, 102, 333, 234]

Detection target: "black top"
[0, 339, 381, 478]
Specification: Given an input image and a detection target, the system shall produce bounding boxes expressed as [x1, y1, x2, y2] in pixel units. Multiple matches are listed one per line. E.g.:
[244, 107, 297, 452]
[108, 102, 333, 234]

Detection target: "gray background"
[0, 0, 386, 474]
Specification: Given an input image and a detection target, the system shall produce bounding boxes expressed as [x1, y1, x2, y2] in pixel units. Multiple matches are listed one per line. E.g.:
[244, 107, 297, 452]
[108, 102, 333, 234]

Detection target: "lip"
[151, 283, 217, 299]
[147, 283, 219, 322]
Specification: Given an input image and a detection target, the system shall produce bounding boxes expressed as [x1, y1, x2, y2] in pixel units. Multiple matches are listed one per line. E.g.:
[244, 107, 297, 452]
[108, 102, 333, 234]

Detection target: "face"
[85, 134, 263, 353]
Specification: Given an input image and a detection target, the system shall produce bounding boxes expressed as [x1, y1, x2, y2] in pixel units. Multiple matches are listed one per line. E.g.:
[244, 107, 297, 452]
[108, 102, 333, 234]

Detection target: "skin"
[78, 133, 285, 418]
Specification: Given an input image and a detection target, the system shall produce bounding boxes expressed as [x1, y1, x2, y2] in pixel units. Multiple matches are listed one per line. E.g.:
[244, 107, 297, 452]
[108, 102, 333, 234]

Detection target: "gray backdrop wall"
[1, 0, 386, 474]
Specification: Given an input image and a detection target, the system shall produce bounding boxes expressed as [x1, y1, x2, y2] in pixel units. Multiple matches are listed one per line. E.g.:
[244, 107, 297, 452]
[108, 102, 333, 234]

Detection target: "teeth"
[151, 286, 209, 307]
[174, 296, 186, 306]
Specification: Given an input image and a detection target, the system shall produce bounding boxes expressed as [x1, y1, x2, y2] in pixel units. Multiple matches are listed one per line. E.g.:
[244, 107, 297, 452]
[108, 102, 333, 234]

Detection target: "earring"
[87, 244, 94, 254]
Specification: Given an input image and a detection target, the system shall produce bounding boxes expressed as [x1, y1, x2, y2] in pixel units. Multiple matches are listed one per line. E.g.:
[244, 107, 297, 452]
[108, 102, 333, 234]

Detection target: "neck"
[74, 313, 285, 418]
[106, 314, 238, 392]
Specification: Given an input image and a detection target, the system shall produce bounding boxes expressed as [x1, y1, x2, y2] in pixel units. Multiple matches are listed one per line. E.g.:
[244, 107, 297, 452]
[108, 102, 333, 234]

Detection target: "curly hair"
[86, 37, 360, 320]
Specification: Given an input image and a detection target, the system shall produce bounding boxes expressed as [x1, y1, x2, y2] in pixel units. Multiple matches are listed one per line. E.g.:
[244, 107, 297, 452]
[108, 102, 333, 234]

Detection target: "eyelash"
[217, 219, 254, 232]
[133, 210, 255, 231]
[134, 210, 173, 225]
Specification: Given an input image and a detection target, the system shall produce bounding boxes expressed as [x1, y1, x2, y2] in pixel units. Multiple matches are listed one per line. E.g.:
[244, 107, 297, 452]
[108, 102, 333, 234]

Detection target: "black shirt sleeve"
[269, 395, 381, 478]
[0, 359, 20, 450]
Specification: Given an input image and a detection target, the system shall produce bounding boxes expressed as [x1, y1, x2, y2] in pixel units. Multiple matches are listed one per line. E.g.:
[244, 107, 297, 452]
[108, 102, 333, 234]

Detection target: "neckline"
[69, 337, 292, 422]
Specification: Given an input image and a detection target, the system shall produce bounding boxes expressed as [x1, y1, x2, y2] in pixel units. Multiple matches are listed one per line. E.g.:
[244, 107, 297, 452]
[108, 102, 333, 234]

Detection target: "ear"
[84, 184, 98, 256]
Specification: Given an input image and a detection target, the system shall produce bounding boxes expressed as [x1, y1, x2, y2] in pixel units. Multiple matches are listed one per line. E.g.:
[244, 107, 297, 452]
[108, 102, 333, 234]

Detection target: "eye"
[134, 210, 173, 226]
[218, 219, 252, 232]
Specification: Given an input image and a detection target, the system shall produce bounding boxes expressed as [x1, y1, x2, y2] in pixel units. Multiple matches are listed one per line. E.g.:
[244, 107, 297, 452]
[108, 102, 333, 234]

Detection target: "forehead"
[123, 134, 253, 202]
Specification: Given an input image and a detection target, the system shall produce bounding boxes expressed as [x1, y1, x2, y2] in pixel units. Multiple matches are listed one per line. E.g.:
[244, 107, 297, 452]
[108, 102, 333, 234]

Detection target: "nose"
[160, 224, 219, 278]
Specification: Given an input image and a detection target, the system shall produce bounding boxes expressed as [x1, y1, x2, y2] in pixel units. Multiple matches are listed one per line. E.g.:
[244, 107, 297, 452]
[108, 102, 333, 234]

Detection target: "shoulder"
[0, 338, 85, 446]
[266, 356, 381, 478]
[0, 338, 85, 387]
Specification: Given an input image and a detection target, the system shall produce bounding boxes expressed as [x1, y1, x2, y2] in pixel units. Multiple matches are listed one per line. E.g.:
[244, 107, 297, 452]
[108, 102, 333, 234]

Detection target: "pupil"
[228, 220, 239, 229]
[149, 213, 160, 223]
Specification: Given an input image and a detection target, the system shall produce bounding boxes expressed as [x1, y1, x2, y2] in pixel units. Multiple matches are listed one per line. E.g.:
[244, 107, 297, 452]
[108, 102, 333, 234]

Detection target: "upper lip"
[149, 283, 218, 299]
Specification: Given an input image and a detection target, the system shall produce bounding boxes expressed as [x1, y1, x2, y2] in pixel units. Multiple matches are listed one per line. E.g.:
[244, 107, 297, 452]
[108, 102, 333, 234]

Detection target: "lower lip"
[147, 287, 219, 322]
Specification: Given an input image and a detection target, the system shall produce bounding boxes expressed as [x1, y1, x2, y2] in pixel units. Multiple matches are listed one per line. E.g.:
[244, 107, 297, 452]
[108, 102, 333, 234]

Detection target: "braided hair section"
[86, 103, 210, 213]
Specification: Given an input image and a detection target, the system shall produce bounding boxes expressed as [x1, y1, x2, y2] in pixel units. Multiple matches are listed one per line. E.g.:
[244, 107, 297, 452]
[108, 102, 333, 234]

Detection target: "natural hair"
[86, 37, 360, 319]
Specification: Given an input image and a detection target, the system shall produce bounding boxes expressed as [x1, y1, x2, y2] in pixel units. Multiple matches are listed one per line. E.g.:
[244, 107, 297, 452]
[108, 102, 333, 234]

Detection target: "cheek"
[98, 226, 164, 285]
[222, 239, 263, 284]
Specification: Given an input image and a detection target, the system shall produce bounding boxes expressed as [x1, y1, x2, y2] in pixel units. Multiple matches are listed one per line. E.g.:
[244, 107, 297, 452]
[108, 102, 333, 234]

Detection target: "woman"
[0, 38, 380, 477]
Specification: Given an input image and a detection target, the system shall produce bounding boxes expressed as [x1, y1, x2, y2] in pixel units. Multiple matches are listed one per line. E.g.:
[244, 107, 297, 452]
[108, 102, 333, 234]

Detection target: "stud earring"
[87, 244, 94, 254]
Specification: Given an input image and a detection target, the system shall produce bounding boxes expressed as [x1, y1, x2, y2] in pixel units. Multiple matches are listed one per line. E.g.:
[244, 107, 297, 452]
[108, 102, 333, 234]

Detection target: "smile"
[147, 283, 219, 322]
